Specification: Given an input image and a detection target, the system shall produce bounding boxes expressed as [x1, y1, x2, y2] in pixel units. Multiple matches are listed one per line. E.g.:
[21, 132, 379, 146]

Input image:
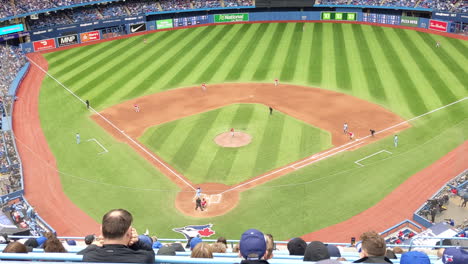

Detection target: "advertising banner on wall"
[129, 23, 146, 33]
[428, 19, 448, 32]
[0, 24, 24, 36]
[400, 16, 419, 27]
[432, 12, 468, 23]
[80, 31, 100, 42]
[321, 12, 357, 21]
[57, 34, 78, 47]
[33, 38, 56, 51]
[156, 19, 173, 29]
[214, 13, 249, 23]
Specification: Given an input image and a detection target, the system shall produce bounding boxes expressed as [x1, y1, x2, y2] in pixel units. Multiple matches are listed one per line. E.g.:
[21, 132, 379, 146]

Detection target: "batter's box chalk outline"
[354, 149, 392, 167]
[86, 138, 109, 155]
[208, 194, 222, 204]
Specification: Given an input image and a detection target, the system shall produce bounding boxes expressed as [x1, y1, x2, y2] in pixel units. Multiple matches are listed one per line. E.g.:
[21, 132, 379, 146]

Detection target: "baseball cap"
[442, 247, 468, 264]
[157, 245, 176, 256]
[400, 251, 430, 264]
[36, 236, 47, 247]
[138, 235, 153, 248]
[304, 241, 330, 262]
[84, 235, 95, 245]
[190, 237, 202, 250]
[239, 229, 266, 260]
[287, 237, 307, 256]
[66, 239, 77, 246]
[326, 244, 341, 257]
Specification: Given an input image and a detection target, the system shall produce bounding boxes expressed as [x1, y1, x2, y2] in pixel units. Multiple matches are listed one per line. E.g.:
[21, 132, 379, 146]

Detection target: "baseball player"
[195, 197, 203, 211]
[76, 133, 80, 144]
[201, 83, 207, 92]
[269, 106, 273, 115]
[343, 122, 348, 134]
[274, 78, 279, 87]
[394, 135, 398, 147]
[144, 38, 147, 44]
[230, 128, 235, 137]
[436, 40, 441, 48]
[196, 187, 201, 198]
[348, 131, 354, 140]
[370, 129, 375, 137]
[134, 104, 140, 112]
[85, 100, 90, 109]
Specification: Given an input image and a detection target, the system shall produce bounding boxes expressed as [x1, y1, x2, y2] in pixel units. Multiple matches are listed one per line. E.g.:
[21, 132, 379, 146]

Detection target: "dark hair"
[216, 237, 227, 246]
[3, 242, 28, 253]
[102, 209, 133, 239]
[360, 231, 386, 257]
[43, 238, 67, 253]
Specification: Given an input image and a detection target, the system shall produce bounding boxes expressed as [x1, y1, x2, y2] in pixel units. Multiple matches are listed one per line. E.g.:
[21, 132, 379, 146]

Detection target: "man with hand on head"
[81, 209, 155, 263]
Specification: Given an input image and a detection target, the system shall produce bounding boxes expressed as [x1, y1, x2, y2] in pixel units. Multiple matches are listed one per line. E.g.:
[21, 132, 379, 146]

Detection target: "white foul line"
[220, 96, 467, 195]
[28, 57, 196, 191]
[354, 149, 392, 167]
[87, 138, 108, 155]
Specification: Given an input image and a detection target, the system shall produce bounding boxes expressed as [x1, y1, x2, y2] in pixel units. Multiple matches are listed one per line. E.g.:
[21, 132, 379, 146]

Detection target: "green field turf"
[39, 23, 468, 239]
[139, 103, 332, 185]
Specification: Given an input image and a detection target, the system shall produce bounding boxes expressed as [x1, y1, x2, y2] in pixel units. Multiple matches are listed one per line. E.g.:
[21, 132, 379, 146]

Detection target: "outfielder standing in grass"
[394, 135, 398, 147]
[269, 106, 273, 115]
[76, 133, 80, 144]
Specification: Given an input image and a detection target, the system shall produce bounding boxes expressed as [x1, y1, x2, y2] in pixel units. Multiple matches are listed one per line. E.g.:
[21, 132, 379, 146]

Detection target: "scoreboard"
[363, 13, 400, 25]
[173, 16, 209, 27]
[321, 12, 357, 21]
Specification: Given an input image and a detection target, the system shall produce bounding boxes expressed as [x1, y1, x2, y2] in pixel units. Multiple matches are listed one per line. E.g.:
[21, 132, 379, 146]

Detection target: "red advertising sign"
[80, 31, 100, 42]
[33, 38, 56, 51]
[429, 19, 448, 32]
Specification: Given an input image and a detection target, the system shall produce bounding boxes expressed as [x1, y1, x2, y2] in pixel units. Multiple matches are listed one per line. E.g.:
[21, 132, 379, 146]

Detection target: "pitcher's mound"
[214, 132, 252, 148]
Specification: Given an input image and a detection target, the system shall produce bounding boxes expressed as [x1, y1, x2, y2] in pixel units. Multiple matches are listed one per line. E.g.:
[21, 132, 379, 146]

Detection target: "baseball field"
[19, 22, 468, 240]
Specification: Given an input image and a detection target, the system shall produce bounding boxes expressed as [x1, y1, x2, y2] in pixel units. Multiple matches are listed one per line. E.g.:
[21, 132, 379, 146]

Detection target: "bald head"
[102, 209, 133, 239]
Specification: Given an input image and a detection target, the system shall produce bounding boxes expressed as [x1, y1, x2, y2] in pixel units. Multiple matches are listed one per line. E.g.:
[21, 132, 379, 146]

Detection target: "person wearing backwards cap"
[353, 231, 392, 263]
[442, 247, 468, 264]
[400, 251, 430, 264]
[239, 229, 269, 264]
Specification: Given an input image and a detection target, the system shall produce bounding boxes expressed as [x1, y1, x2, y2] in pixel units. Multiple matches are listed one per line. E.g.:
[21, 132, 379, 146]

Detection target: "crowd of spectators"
[28, 13, 73, 30]
[0, 209, 467, 263]
[125, 0, 160, 14]
[159, 0, 192, 11]
[193, 0, 221, 9]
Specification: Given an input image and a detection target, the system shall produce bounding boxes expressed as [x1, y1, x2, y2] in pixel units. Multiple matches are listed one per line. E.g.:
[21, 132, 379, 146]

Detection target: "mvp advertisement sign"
[57, 34, 78, 47]
[400, 16, 419, 27]
[214, 14, 249, 23]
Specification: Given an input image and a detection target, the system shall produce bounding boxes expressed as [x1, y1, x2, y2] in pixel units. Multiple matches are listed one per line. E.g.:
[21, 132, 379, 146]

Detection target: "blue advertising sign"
[0, 24, 24, 36]
[432, 11, 468, 23]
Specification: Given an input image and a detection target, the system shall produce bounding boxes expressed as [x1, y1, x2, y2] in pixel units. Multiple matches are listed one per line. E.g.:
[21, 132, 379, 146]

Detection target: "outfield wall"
[21, 8, 462, 53]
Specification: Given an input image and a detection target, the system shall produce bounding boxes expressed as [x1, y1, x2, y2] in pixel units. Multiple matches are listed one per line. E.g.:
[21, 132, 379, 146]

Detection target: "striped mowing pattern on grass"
[139, 104, 332, 185]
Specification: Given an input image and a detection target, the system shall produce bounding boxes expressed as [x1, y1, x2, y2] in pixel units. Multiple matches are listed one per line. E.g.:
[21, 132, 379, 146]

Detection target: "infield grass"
[139, 104, 332, 185]
[39, 23, 468, 239]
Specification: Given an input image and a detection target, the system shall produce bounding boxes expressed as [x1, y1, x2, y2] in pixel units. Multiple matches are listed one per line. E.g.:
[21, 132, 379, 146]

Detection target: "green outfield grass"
[39, 23, 468, 239]
[139, 103, 332, 185]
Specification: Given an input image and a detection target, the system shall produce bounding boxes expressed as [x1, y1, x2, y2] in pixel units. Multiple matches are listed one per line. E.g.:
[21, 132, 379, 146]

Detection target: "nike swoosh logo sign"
[131, 24, 144, 33]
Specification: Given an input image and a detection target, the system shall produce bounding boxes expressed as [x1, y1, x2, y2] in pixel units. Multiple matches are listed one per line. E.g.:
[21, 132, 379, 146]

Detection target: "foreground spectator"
[189, 237, 202, 250]
[327, 244, 341, 257]
[81, 209, 155, 263]
[239, 229, 268, 264]
[2, 241, 28, 253]
[304, 241, 330, 262]
[288, 237, 307, 256]
[151, 236, 162, 249]
[354, 231, 392, 263]
[84, 234, 95, 245]
[400, 251, 430, 264]
[44, 237, 67, 253]
[191, 242, 213, 258]
[156, 245, 176, 256]
[210, 242, 227, 253]
[217, 236, 227, 246]
[442, 247, 468, 264]
[264, 234, 274, 260]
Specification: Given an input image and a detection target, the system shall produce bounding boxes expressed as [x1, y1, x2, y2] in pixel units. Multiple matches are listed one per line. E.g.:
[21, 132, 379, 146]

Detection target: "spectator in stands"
[353, 231, 392, 263]
[84, 234, 95, 245]
[304, 241, 330, 262]
[151, 236, 162, 249]
[169, 243, 185, 252]
[217, 237, 227, 246]
[156, 245, 176, 256]
[189, 237, 202, 250]
[210, 242, 227, 253]
[239, 228, 268, 264]
[191, 242, 213, 258]
[393, 247, 405, 254]
[81, 208, 155, 263]
[442, 247, 468, 264]
[400, 251, 430, 264]
[327, 244, 342, 257]
[44, 237, 67, 253]
[233, 243, 240, 253]
[2, 241, 28, 253]
[264, 234, 274, 260]
[288, 237, 307, 256]
[386, 249, 397, 259]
